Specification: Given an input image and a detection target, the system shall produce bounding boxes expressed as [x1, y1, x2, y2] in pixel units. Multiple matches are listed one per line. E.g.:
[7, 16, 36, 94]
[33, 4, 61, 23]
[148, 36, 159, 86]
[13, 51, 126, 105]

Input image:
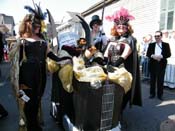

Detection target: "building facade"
[0, 13, 15, 36]
[82, 0, 175, 42]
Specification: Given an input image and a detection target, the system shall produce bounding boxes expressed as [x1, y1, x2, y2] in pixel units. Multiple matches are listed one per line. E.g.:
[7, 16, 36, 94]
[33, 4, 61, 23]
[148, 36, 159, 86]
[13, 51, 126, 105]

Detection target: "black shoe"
[158, 96, 163, 101]
[149, 95, 155, 99]
[0, 111, 8, 119]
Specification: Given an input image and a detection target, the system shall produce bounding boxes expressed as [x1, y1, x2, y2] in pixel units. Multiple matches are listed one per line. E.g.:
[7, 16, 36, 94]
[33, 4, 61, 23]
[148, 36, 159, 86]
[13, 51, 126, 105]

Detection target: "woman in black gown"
[18, 5, 71, 131]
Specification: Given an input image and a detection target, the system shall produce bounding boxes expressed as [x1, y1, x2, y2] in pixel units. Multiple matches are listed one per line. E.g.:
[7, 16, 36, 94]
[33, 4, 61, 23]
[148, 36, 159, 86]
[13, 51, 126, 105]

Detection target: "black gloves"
[92, 57, 104, 65]
[113, 57, 124, 67]
[103, 56, 124, 67]
[47, 52, 71, 62]
[101, 57, 124, 73]
[107, 65, 115, 72]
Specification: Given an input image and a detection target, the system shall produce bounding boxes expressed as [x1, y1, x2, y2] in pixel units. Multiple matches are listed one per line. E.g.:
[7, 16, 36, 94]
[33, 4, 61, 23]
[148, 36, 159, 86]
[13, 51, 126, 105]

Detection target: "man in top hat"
[87, 15, 109, 66]
[89, 15, 109, 53]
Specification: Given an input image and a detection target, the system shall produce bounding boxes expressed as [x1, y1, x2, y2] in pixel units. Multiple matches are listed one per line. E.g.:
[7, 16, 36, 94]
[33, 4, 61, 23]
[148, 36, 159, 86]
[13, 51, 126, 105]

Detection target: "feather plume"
[24, 4, 47, 21]
[35, 4, 47, 20]
[105, 7, 135, 25]
[24, 6, 36, 14]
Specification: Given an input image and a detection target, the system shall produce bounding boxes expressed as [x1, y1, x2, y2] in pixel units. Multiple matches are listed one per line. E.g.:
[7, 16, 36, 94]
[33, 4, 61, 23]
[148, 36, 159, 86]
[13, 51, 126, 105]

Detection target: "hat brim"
[90, 20, 102, 29]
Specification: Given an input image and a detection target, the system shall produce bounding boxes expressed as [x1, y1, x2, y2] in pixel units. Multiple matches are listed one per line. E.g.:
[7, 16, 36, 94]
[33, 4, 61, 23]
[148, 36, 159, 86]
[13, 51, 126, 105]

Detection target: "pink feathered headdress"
[105, 7, 135, 25]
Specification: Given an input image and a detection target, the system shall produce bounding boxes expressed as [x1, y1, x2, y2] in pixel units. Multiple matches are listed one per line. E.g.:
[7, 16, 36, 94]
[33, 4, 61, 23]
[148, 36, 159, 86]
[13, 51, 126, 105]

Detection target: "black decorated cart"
[72, 77, 124, 131]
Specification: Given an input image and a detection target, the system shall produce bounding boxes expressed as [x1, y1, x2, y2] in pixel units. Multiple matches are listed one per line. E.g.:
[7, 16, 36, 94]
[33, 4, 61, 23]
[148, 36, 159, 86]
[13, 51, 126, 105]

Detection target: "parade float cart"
[48, 12, 91, 123]
[72, 77, 125, 131]
[50, 12, 130, 130]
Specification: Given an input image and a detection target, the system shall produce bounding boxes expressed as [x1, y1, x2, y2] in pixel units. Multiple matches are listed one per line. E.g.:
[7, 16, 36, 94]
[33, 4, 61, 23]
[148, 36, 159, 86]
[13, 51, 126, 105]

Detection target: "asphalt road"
[0, 62, 175, 131]
[0, 62, 63, 131]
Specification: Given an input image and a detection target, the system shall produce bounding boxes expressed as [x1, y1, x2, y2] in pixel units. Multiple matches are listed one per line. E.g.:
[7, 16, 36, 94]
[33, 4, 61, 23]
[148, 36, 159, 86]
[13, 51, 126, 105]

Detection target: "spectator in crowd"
[140, 34, 152, 79]
[169, 30, 175, 58]
[146, 31, 171, 100]
[162, 30, 169, 43]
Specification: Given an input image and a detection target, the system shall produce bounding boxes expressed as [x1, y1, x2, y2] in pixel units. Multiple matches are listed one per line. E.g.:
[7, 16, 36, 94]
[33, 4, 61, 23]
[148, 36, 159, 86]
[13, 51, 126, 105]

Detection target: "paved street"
[123, 80, 175, 131]
[0, 62, 175, 131]
[0, 62, 63, 131]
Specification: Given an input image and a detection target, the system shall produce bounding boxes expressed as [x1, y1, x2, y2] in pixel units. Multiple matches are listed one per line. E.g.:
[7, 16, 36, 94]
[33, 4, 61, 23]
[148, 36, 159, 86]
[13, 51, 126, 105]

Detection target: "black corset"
[22, 39, 47, 63]
[108, 43, 125, 64]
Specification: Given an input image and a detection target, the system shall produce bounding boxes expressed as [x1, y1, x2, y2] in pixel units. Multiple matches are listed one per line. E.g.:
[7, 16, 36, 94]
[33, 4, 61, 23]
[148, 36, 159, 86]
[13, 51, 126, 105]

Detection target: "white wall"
[85, 0, 161, 43]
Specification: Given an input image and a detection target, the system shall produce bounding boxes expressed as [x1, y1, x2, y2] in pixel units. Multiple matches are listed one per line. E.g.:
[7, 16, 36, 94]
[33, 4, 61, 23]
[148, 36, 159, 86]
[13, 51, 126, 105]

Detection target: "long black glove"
[107, 65, 115, 73]
[113, 57, 124, 67]
[62, 45, 81, 57]
[47, 51, 71, 62]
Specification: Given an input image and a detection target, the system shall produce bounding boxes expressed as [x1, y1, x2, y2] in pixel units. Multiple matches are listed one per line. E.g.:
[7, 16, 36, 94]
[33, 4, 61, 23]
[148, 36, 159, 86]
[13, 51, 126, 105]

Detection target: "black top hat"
[89, 15, 102, 29]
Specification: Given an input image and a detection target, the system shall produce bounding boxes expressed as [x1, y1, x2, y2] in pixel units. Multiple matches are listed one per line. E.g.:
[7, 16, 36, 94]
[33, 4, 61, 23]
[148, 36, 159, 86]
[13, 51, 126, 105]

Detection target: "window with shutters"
[160, 0, 175, 30]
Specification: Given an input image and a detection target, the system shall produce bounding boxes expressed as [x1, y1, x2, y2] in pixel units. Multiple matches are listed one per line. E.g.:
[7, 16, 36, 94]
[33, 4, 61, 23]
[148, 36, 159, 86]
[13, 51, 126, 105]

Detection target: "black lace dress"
[19, 39, 47, 131]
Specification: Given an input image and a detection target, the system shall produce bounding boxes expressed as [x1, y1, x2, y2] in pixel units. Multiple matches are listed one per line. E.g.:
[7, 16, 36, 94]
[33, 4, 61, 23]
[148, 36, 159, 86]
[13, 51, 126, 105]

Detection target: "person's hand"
[151, 54, 162, 61]
[151, 54, 159, 61]
[84, 49, 93, 59]
[156, 55, 163, 61]
[18, 90, 30, 102]
[107, 65, 115, 73]
[89, 46, 97, 54]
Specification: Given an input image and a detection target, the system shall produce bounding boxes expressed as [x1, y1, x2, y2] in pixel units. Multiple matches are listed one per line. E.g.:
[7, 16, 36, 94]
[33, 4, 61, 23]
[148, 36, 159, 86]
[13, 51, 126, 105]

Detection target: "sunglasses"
[154, 35, 161, 38]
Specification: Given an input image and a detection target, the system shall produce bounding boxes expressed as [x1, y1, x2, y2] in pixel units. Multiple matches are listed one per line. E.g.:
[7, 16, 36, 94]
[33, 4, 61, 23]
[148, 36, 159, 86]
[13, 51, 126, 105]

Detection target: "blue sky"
[0, 0, 99, 24]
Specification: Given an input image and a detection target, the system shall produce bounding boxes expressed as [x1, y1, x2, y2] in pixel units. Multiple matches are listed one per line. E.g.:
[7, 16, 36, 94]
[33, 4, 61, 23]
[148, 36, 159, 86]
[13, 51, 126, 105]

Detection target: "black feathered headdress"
[24, 4, 47, 25]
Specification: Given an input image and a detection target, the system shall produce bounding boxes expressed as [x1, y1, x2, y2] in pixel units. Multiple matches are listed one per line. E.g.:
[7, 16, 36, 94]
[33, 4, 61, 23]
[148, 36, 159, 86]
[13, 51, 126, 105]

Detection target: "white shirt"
[155, 42, 162, 55]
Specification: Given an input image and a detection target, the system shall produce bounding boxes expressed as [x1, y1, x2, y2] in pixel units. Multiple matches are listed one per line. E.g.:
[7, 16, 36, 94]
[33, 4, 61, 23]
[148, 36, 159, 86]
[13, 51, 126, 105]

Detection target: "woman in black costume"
[18, 5, 71, 131]
[104, 7, 142, 110]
